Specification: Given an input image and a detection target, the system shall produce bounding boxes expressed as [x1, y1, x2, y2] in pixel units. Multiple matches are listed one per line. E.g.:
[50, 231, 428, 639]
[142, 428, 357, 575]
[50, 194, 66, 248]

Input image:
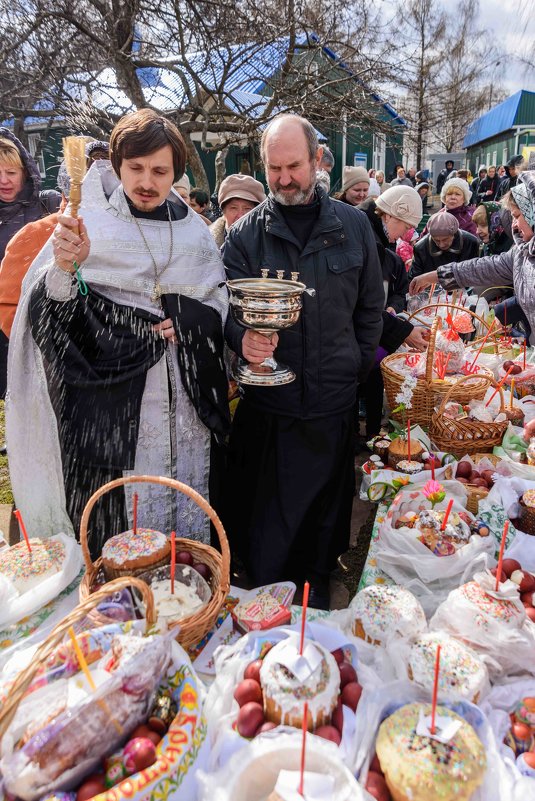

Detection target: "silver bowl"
[227, 277, 315, 386]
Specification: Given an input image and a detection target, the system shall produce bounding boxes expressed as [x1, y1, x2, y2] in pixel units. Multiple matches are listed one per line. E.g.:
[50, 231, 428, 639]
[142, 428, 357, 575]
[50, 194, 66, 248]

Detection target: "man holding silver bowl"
[223, 114, 384, 610]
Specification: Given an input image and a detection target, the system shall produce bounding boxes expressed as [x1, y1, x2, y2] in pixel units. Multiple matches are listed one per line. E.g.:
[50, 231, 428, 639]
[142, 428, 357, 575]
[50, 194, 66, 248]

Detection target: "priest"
[6, 109, 229, 557]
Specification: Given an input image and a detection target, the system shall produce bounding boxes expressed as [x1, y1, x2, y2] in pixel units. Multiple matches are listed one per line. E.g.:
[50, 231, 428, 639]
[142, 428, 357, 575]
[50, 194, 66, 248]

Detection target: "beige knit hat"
[218, 174, 266, 207]
[174, 173, 191, 193]
[375, 185, 423, 228]
[342, 166, 370, 193]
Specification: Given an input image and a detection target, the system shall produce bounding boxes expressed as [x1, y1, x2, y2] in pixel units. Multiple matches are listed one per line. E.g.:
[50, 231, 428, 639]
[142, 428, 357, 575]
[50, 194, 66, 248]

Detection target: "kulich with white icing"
[260, 639, 339, 731]
[376, 703, 486, 801]
[2, 538, 65, 594]
[396, 460, 424, 475]
[407, 632, 489, 702]
[460, 581, 525, 627]
[101, 528, 170, 574]
[351, 585, 426, 646]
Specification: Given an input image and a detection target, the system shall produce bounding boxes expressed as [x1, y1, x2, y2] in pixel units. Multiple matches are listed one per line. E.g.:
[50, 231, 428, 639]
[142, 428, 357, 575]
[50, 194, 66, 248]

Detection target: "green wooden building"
[463, 90, 535, 172]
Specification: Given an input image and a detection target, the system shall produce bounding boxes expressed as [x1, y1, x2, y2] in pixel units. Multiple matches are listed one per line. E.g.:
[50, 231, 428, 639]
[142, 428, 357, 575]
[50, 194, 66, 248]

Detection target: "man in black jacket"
[223, 114, 384, 608]
[436, 160, 455, 195]
[495, 155, 525, 201]
[408, 212, 479, 281]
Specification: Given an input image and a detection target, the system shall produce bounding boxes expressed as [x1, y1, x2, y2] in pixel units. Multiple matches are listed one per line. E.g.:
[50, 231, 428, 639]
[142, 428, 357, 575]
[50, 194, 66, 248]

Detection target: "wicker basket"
[430, 376, 508, 459]
[463, 453, 500, 515]
[79, 475, 230, 650]
[381, 304, 494, 428]
[0, 576, 155, 737]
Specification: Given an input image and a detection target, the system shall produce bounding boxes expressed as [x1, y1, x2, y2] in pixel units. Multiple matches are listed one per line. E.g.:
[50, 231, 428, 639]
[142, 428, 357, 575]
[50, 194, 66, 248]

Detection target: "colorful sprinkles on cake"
[3, 538, 65, 581]
[102, 529, 167, 564]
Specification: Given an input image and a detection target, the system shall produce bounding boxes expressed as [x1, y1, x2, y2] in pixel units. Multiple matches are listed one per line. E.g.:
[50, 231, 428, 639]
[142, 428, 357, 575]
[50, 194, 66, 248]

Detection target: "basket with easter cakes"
[483, 679, 535, 791]
[79, 475, 230, 650]
[497, 350, 535, 398]
[0, 511, 83, 629]
[197, 730, 365, 801]
[374, 483, 495, 615]
[430, 558, 535, 680]
[353, 680, 502, 801]
[455, 453, 501, 514]
[0, 577, 208, 801]
[203, 612, 376, 774]
[381, 308, 494, 428]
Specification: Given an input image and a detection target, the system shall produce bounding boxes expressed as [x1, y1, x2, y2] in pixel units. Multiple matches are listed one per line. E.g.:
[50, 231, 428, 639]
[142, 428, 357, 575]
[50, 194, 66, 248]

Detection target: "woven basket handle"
[79, 475, 230, 577]
[0, 576, 154, 738]
[408, 302, 491, 331]
[435, 373, 506, 416]
[424, 316, 440, 383]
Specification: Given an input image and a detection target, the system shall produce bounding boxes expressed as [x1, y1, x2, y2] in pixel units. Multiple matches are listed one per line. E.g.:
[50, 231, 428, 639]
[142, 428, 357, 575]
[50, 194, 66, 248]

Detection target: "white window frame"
[502, 147, 508, 166]
[27, 133, 46, 178]
[492, 150, 497, 166]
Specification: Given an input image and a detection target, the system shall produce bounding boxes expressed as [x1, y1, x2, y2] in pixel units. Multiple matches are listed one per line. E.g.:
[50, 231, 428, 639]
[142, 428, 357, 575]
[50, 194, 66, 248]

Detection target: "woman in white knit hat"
[338, 165, 370, 205]
[437, 176, 477, 236]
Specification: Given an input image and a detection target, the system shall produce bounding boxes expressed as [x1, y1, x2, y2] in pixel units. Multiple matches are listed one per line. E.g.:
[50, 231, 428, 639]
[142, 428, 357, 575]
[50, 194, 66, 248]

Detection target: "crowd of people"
[0, 110, 533, 610]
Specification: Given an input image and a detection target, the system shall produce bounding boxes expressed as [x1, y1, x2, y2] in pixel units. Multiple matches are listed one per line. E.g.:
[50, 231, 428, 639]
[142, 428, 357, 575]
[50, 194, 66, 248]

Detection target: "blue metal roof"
[463, 91, 524, 148]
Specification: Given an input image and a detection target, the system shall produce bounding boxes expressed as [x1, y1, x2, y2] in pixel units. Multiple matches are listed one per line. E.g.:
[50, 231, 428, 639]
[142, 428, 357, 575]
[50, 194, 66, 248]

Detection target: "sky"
[482, 0, 535, 95]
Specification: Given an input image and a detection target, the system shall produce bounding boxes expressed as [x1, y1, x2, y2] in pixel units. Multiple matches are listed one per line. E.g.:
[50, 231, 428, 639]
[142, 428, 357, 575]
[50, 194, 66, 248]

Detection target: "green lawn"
[0, 401, 13, 504]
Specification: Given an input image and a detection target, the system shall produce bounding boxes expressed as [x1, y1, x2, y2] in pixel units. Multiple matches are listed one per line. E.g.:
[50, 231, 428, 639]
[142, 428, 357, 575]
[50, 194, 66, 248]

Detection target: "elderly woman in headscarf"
[408, 211, 479, 282]
[472, 202, 513, 256]
[409, 172, 535, 343]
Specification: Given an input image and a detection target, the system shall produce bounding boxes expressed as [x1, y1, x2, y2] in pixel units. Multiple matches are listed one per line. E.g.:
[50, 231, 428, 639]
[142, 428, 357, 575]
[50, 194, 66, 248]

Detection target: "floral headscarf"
[480, 202, 505, 245]
[511, 181, 535, 229]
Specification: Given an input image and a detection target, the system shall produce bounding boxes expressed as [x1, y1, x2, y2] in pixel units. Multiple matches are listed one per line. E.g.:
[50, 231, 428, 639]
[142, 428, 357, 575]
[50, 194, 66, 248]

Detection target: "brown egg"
[244, 659, 263, 683]
[456, 461, 472, 479]
[331, 699, 344, 734]
[314, 725, 341, 745]
[365, 771, 391, 801]
[331, 648, 344, 664]
[520, 572, 535, 593]
[471, 478, 488, 488]
[192, 562, 211, 581]
[503, 360, 514, 370]
[338, 661, 358, 688]
[341, 681, 363, 712]
[511, 364, 523, 375]
[76, 776, 107, 801]
[470, 470, 481, 480]
[480, 470, 495, 486]
[501, 558, 522, 577]
[237, 702, 265, 738]
[234, 679, 263, 707]
[456, 477, 469, 484]
[131, 724, 153, 740]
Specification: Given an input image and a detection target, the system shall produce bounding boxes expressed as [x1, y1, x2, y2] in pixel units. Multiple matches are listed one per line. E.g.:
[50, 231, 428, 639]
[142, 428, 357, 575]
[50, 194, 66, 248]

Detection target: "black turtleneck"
[125, 194, 188, 221]
[278, 192, 321, 251]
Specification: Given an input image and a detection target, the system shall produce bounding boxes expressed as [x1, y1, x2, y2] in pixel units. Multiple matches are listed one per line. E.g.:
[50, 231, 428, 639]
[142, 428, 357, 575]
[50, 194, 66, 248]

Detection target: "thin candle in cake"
[298, 701, 309, 796]
[299, 580, 310, 656]
[133, 492, 138, 537]
[486, 365, 514, 407]
[170, 531, 176, 595]
[510, 378, 515, 409]
[13, 509, 31, 554]
[468, 320, 495, 370]
[495, 520, 509, 591]
[430, 644, 441, 735]
[440, 499, 453, 531]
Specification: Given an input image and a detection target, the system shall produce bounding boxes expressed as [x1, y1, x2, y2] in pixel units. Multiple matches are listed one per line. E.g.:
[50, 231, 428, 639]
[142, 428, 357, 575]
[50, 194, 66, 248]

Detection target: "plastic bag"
[374, 483, 496, 615]
[430, 570, 535, 680]
[203, 621, 370, 774]
[353, 679, 509, 801]
[0, 627, 173, 800]
[196, 730, 365, 801]
[479, 477, 535, 571]
[0, 533, 83, 629]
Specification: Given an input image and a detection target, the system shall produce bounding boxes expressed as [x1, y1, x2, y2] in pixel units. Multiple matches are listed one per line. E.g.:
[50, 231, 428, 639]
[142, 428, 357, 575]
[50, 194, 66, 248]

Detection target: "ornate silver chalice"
[227, 272, 315, 386]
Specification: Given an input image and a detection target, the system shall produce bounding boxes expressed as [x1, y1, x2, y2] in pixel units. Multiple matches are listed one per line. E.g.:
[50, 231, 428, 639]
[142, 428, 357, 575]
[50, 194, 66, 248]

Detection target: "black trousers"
[223, 401, 355, 589]
[0, 330, 8, 399]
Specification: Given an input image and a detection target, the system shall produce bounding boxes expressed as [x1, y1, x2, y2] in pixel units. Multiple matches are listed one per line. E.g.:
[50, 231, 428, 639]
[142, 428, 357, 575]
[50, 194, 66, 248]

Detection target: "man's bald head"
[260, 115, 323, 206]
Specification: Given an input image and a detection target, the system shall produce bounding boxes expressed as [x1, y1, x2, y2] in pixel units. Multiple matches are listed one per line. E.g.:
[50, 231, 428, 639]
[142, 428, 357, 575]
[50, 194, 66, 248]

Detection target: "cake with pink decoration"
[101, 529, 170, 579]
[2, 538, 66, 595]
[259, 638, 339, 731]
[351, 585, 426, 646]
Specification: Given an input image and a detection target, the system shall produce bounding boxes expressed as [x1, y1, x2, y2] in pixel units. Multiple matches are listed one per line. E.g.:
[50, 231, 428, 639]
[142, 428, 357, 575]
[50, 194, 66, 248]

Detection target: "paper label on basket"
[274, 636, 322, 681]
[416, 710, 462, 743]
[67, 667, 109, 707]
[274, 770, 335, 801]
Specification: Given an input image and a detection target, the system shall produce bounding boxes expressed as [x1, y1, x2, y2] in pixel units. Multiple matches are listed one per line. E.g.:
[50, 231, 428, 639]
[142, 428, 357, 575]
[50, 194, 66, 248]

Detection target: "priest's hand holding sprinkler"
[52, 137, 89, 294]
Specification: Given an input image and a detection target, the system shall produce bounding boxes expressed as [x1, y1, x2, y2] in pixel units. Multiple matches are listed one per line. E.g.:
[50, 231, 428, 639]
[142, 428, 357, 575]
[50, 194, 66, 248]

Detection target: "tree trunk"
[181, 131, 209, 193]
[214, 146, 229, 192]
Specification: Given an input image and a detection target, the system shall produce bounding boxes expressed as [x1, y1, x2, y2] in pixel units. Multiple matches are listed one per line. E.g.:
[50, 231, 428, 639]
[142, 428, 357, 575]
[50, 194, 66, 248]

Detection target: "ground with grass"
[0, 401, 13, 504]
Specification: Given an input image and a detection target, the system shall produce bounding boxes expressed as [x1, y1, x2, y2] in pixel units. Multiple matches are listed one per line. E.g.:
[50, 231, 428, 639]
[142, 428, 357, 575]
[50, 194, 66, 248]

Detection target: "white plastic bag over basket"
[374, 482, 495, 615]
[353, 679, 509, 801]
[196, 729, 365, 801]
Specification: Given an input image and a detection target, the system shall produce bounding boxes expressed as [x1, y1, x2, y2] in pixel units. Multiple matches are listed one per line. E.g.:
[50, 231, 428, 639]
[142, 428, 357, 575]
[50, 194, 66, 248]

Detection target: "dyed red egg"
[237, 702, 265, 738]
[365, 771, 390, 801]
[331, 648, 344, 664]
[256, 721, 277, 735]
[175, 550, 194, 566]
[341, 681, 363, 712]
[338, 661, 358, 688]
[243, 659, 263, 683]
[331, 699, 344, 734]
[192, 562, 211, 581]
[76, 775, 107, 801]
[233, 679, 263, 707]
[123, 737, 157, 772]
[314, 725, 341, 746]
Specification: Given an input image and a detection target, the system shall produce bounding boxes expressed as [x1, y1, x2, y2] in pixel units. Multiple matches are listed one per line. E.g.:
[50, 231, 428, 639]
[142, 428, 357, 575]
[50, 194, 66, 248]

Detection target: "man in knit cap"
[339, 165, 370, 205]
[408, 210, 479, 281]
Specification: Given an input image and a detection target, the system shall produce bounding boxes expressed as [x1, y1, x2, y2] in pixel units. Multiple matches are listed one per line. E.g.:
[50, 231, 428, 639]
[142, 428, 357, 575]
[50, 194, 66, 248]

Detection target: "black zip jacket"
[223, 187, 384, 419]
